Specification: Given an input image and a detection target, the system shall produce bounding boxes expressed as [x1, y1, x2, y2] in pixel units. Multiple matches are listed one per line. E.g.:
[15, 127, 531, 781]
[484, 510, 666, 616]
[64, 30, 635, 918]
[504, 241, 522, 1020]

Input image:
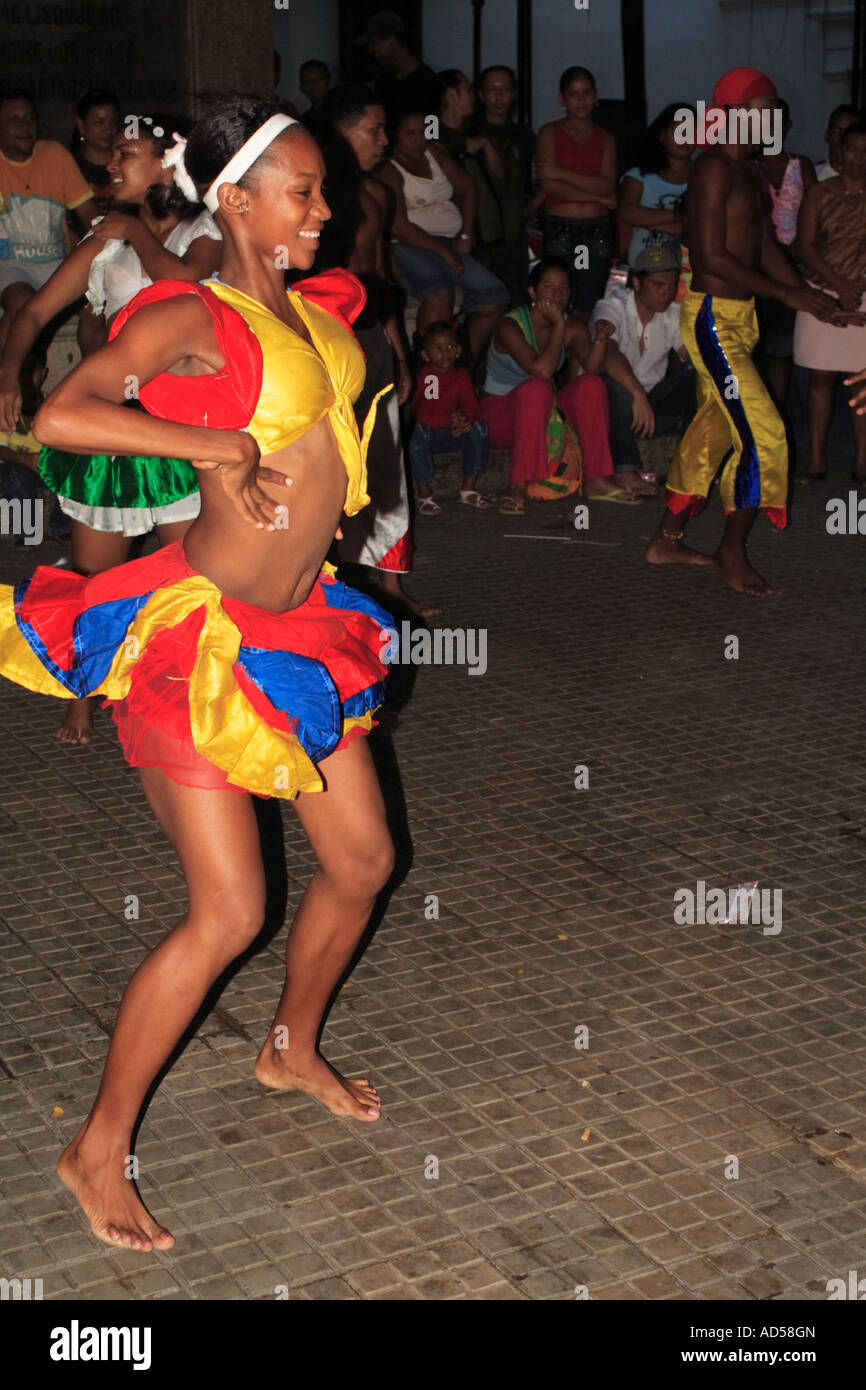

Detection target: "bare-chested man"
[645, 67, 838, 596]
[315, 84, 439, 618]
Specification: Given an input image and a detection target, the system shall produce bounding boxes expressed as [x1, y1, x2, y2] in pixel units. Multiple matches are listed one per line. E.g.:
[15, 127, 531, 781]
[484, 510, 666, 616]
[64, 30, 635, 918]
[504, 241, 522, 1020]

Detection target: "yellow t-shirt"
[0, 140, 92, 263]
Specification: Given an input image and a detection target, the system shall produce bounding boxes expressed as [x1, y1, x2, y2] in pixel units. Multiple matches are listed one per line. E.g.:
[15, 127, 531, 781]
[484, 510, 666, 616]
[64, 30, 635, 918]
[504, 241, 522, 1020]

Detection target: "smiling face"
[0, 98, 37, 161]
[232, 126, 331, 270]
[106, 135, 167, 204]
[561, 76, 597, 121]
[338, 104, 388, 172]
[77, 103, 120, 158]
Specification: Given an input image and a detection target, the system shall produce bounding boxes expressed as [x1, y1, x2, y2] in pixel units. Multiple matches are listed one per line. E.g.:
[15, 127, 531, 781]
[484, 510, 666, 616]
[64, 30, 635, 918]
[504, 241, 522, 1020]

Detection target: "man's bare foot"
[377, 575, 442, 620]
[255, 1048, 381, 1120]
[713, 548, 774, 596]
[57, 1125, 174, 1251]
[56, 701, 94, 745]
[645, 533, 714, 567]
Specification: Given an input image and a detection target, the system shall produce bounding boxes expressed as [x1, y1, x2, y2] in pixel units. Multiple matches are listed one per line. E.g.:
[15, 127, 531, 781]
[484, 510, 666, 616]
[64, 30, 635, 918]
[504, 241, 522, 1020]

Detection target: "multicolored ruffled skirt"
[0, 541, 391, 798]
[39, 447, 200, 534]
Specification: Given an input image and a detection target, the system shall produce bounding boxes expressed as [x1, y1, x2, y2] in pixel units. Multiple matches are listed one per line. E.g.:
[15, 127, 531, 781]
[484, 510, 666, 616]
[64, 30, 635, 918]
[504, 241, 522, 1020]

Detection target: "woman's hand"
[593, 319, 615, 342]
[0, 368, 22, 434]
[439, 246, 464, 278]
[195, 434, 294, 530]
[845, 366, 866, 413]
[835, 280, 863, 312]
[535, 297, 565, 326]
[88, 212, 141, 245]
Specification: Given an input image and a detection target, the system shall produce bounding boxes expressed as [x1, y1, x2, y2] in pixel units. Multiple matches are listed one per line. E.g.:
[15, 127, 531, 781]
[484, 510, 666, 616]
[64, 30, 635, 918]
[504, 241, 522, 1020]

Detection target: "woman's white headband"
[203, 113, 298, 213]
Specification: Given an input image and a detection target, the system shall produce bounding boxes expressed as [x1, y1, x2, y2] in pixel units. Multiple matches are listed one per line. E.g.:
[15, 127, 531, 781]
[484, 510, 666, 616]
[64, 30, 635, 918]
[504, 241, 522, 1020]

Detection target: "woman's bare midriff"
[548, 200, 609, 220]
[182, 414, 348, 613]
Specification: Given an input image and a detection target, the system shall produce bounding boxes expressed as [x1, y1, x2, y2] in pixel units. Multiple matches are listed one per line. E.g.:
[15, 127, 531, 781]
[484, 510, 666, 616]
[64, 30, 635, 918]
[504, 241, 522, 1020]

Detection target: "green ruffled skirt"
[39, 447, 199, 509]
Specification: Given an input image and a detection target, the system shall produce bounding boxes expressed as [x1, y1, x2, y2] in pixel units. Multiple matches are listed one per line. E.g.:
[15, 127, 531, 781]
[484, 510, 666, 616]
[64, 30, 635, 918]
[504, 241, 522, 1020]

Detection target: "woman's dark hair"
[316, 87, 373, 273]
[70, 88, 120, 149]
[184, 94, 294, 203]
[124, 114, 197, 219]
[528, 256, 572, 293]
[637, 103, 693, 175]
[559, 66, 596, 96]
[436, 69, 467, 115]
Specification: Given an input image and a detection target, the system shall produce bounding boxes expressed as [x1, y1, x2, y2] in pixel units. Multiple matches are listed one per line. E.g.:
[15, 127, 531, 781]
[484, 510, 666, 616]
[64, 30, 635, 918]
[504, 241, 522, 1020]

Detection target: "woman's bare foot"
[713, 549, 774, 597]
[57, 1125, 174, 1251]
[645, 532, 714, 566]
[377, 572, 442, 619]
[586, 477, 636, 499]
[614, 468, 658, 497]
[56, 699, 94, 745]
[255, 1048, 381, 1120]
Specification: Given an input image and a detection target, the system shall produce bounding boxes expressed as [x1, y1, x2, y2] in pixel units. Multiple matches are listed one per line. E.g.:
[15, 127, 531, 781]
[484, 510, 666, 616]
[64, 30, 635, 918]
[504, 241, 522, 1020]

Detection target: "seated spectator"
[618, 103, 692, 267]
[591, 245, 696, 497]
[70, 89, 120, 217]
[299, 60, 332, 142]
[409, 320, 492, 513]
[755, 97, 815, 415]
[815, 104, 863, 181]
[0, 89, 97, 353]
[466, 65, 537, 309]
[356, 10, 440, 125]
[436, 69, 503, 181]
[536, 67, 617, 315]
[376, 108, 508, 363]
[481, 256, 632, 514]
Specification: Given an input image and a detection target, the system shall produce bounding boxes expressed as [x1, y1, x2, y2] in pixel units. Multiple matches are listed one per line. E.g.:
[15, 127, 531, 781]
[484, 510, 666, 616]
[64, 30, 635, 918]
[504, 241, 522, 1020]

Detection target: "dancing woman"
[0, 115, 222, 742]
[0, 97, 395, 1250]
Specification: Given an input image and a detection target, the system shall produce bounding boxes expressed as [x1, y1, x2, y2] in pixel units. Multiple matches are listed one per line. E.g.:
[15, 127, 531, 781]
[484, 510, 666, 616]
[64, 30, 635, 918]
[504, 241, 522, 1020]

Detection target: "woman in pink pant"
[481, 257, 635, 512]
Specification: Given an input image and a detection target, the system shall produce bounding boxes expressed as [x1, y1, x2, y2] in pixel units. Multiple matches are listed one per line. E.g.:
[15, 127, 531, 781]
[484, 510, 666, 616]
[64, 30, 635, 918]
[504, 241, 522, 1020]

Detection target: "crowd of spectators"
[2, 7, 865, 547]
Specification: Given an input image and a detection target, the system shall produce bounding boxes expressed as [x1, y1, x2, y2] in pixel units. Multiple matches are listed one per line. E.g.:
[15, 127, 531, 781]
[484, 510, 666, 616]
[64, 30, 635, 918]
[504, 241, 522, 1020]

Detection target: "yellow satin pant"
[667, 292, 788, 525]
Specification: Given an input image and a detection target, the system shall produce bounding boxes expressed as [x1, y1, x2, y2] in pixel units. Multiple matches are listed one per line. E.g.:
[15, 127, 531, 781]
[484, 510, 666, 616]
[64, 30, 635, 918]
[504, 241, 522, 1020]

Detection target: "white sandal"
[417, 496, 441, 516]
[459, 490, 494, 509]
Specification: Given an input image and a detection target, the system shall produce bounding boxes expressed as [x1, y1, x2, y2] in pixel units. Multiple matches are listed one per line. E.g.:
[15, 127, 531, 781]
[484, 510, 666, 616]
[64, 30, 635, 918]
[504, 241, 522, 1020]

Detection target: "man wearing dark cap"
[644, 67, 838, 596]
[355, 11, 440, 124]
[592, 245, 695, 496]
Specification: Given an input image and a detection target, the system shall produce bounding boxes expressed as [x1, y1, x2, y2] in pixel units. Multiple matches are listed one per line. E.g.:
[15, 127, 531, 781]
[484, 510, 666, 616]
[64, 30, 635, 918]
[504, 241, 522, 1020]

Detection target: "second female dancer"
[0, 115, 222, 742]
[0, 97, 395, 1251]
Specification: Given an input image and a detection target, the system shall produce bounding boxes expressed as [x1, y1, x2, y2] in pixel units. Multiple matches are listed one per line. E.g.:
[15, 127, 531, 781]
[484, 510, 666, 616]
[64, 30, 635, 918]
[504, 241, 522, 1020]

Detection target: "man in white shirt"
[591, 245, 695, 495]
[815, 104, 863, 181]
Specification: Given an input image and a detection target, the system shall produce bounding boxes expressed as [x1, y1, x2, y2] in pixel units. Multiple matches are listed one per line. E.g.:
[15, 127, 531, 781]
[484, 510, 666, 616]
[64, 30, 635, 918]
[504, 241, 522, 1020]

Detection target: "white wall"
[644, 1, 849, 165]
[422, 0, 518, 78]
[273, 0, 340, 113]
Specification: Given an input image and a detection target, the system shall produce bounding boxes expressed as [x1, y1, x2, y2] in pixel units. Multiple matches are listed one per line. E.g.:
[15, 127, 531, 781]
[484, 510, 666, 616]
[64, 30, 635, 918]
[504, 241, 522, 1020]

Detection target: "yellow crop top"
[111, 270, 388, 518]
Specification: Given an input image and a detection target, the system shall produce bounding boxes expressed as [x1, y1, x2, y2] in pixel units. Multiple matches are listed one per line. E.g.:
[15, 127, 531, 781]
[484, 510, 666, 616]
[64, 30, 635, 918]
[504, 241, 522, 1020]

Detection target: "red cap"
[712, 67, 776, 107]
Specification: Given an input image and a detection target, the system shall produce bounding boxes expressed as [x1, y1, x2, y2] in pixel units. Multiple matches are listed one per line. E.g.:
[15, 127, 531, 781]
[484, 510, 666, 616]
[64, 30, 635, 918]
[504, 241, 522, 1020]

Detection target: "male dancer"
[644, 68, 838, 596]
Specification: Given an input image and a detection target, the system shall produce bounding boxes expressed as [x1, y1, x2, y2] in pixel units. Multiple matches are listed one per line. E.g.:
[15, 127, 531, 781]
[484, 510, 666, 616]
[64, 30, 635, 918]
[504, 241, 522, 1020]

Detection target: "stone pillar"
[185, 0, 274, 119]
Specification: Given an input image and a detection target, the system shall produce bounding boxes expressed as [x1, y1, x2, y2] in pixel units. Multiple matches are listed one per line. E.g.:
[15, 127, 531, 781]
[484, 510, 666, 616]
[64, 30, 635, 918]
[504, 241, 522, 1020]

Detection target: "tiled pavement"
[2, 445, 866, 1301]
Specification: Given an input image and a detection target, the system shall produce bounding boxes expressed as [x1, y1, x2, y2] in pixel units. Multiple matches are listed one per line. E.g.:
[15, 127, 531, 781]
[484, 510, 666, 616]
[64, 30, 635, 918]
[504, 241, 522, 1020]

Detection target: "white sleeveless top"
[85, 208, 222, 322]
[390, 151, 462, 238]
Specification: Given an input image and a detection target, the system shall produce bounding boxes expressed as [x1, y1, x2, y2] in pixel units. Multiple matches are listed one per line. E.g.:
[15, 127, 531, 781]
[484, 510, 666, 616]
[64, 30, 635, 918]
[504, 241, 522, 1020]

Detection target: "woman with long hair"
[0, 115, 222, 743]
[0, 96, 393, 1250]
[617, 102, 693, 268]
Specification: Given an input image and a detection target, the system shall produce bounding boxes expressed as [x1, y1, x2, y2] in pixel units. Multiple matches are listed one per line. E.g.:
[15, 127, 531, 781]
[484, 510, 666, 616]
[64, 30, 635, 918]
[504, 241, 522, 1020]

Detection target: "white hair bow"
[162, 134, 199, 203]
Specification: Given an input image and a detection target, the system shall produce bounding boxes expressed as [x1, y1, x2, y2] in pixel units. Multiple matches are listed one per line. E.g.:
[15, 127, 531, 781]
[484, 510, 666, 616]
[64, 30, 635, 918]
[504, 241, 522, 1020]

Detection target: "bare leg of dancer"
[57, 516, 193, 745]
[255, 736, 394, 1115]
[58, 771, 268, 1250]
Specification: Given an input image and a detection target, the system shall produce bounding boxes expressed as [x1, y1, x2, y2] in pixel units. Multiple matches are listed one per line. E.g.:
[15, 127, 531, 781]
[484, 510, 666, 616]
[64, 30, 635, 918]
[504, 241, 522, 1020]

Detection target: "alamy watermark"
[379, 622, 487, 676]
[0, 497, 42, 545]
[674, 880, 782, 935]
[673, 103, 782, 155]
